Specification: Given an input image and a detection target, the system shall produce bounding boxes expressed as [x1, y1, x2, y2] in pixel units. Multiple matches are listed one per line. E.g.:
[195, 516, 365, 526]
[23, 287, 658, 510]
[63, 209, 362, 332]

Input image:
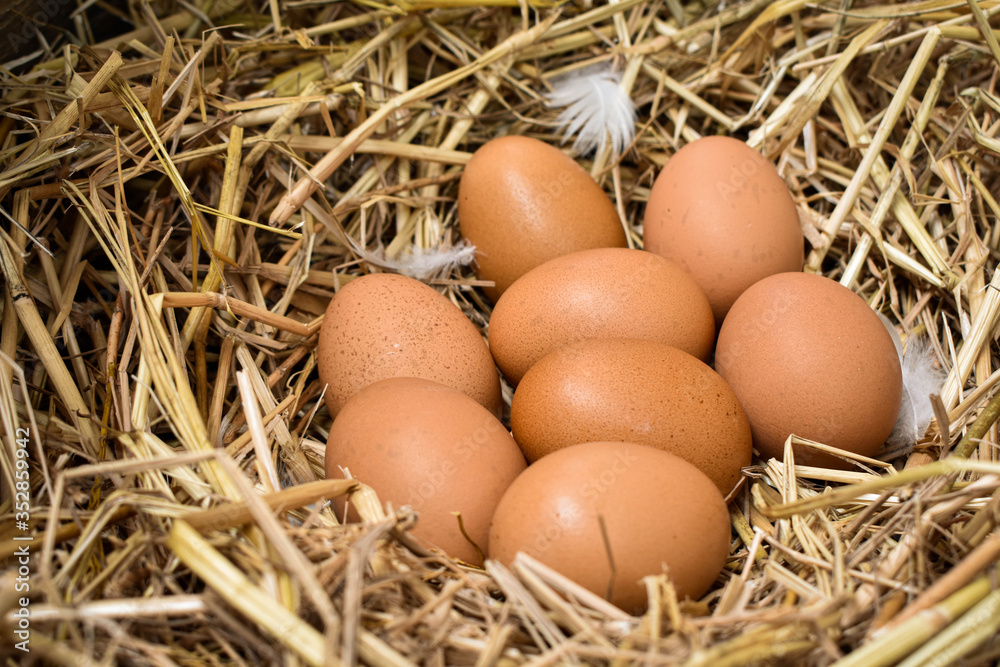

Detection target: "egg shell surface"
[715, 272, 903, 468]
[510, 338, 751, 495]
[317, 272, 502, 418]
[458, 135, 627, 302]
[643, 135, 804, 322]
[326, 377, 526, 564]
[488, 441, 731, 613]
[488, 248, 715, 385]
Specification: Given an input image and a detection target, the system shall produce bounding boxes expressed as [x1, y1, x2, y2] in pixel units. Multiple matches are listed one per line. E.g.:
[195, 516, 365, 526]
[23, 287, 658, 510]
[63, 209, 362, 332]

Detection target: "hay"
[1, 0, 999, 664]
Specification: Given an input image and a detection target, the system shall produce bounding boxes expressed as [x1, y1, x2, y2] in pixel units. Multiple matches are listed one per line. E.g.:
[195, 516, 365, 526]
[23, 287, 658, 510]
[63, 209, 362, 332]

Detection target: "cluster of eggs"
[318, 135, 904, 613]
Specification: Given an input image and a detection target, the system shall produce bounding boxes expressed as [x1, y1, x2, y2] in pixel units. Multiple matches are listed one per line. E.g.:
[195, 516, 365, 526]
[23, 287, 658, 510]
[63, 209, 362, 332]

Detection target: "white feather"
[878, 313, 946, 450]
[547, 65, 636, 159]
[350, 240, 477, 280]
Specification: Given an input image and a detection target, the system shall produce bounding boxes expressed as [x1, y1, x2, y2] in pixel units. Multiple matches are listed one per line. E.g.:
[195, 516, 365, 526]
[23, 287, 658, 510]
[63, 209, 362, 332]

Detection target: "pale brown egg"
[488, 248, 715, 385]
[510, 338, 751, 496]
[458, 135, 627, 302]
[715, 272, 903, 468]
[317, 272, 501, 418]
[488, 441, 731, 613]
[643, 136, 804, 323]
[326, 377, 526, 564]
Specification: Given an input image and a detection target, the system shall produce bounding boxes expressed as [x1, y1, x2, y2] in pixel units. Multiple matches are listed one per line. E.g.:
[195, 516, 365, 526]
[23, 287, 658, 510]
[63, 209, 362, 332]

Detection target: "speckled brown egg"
[510, 338, 751, 495]
[643, 136, 804, 323]
[458, 135, 627, 302]
[489, 248, 715, 386]
[488, 441, 731, 613]
[326, 377, 526, 564]
[317, 272, 501, 418]
[715, 272, 903, 468]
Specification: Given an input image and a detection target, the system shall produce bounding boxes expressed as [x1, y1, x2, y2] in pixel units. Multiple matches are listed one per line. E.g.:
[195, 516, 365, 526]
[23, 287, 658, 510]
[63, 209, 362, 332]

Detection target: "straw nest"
[1, 0, 999, 665]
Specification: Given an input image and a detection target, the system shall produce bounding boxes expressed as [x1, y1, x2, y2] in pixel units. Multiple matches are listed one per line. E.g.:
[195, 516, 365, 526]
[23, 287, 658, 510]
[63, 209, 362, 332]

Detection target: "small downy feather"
[547, 64, 636, 159]
[350, 240, 477, 280]
[878, 313, 945, 451]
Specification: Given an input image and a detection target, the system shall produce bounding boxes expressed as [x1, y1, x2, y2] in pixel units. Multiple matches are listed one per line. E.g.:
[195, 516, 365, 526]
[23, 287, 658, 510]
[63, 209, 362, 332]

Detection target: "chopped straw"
[2, 1, 1000, 665]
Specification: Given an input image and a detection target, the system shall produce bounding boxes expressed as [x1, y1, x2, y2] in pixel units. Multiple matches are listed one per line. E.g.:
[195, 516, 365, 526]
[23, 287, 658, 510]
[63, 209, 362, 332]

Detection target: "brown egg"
[643, 135, 804, 322]
[489, 248, 715, 385]
[458, 135, 627, 302]
[489, 441, 731, 612]
[317, 273, 501, 418]
[326, 377, 526, 564]
[510, 338, 751, 495]
[715, 272, 903, 468]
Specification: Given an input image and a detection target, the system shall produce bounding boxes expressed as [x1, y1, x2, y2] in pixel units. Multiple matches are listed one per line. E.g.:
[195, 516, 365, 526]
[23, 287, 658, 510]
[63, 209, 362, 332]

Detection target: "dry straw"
[1, 0, 999, 665]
